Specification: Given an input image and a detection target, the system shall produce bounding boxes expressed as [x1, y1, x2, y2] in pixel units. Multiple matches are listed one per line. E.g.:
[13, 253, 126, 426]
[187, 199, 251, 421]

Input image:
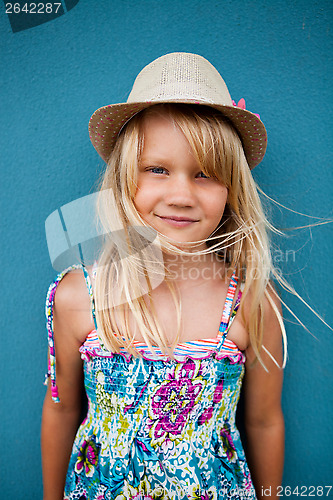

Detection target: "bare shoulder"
[240, 280, 282, 316]
[53, 267, 95, 345]
[227, 281, 282, 352]
[242, 283, 284, 424]
[243, 281, 284, 367]
[263, 282, 283, 321]
[262, 283, 284, 348]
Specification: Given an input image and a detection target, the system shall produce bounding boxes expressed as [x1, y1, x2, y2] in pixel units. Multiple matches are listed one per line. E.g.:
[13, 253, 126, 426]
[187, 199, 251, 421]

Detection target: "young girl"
[42, 52, 285, 500]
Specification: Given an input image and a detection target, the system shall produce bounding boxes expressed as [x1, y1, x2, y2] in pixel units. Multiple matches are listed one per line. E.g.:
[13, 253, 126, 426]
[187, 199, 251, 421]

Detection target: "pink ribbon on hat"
[232, 98, 260, 120]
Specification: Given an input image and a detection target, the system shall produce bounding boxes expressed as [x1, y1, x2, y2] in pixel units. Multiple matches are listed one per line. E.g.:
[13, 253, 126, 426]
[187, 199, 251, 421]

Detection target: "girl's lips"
[156, 215, 199, 227]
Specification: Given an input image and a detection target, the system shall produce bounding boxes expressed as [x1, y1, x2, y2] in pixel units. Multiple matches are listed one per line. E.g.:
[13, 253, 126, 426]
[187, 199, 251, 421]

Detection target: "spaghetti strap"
[81, 265, 98, 331]
[44, 264, 97, 403]
[215, 272, 243, 353]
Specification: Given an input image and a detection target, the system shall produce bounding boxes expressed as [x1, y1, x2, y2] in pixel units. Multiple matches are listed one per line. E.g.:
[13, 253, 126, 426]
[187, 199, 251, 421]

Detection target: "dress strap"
[81, 264, 98, 331]
[215, 273, 243, 353]
[44, 264, 97, 403]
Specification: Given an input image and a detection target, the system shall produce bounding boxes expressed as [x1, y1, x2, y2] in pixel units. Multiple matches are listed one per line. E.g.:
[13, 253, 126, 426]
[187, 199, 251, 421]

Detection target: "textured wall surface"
[1, 0, 332, 497]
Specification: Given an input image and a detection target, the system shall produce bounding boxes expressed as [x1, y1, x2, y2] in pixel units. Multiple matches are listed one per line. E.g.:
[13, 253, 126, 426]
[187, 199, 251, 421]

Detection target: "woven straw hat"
[89, 52, 267, 169]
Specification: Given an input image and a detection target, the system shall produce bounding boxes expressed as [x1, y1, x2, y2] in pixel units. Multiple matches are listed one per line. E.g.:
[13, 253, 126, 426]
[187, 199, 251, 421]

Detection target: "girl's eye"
[147, 167, 167, 174]
[197, 171, 209, 179]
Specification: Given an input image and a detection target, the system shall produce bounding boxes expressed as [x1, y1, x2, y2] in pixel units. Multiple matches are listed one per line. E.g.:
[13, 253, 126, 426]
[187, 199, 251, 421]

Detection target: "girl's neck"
[163, 251, 226, 287]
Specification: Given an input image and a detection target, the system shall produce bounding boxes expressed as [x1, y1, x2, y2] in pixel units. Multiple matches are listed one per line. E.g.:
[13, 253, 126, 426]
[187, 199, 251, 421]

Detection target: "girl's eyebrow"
[140, 156, 168, 164]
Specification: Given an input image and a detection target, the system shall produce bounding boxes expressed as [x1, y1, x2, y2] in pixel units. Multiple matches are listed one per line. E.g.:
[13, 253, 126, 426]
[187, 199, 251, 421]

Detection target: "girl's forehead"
[141, 109, 176, 129]
[140, 113, 192, 151]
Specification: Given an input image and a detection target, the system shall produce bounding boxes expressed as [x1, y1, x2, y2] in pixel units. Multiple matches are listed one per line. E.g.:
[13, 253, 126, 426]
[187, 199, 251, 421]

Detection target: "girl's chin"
[143, 220, 209, 251]
[161, 240, 208, 253]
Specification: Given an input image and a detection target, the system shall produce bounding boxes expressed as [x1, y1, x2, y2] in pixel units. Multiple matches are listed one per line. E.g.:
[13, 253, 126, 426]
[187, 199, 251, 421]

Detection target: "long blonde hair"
[94, 104, 286, 365]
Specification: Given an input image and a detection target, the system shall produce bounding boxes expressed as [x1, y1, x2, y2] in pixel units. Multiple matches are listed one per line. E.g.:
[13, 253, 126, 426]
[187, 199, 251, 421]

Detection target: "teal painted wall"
[1, 0, 332, 496]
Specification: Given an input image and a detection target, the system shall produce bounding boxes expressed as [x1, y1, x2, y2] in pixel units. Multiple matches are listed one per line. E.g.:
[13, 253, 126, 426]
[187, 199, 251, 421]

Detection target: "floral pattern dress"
[45, 265, 256, 500]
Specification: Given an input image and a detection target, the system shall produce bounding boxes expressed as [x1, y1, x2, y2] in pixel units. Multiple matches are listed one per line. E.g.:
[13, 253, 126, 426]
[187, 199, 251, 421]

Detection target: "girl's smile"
[155, 214, 199, 227]
[134, 113, 228, 249]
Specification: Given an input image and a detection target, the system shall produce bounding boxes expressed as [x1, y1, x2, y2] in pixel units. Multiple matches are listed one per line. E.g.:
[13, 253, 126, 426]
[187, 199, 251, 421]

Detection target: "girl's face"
[134, 113, 228, 250]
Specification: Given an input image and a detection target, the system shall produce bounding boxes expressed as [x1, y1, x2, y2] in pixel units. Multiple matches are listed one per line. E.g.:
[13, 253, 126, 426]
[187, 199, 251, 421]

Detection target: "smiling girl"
[42, 53, 285, 500]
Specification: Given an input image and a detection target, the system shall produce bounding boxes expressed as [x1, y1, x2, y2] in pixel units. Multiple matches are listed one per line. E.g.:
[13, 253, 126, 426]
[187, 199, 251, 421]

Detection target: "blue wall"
[1, 0, 332, 496]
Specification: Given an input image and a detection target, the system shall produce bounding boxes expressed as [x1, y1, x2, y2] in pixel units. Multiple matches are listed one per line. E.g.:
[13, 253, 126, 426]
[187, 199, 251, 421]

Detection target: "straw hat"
[89, 52, 267, 169]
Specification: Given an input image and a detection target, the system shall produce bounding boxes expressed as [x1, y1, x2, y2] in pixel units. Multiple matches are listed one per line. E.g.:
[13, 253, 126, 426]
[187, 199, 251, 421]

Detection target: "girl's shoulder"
[52, 266, 95, 345]
[239, 279, 282, 317]
[242, 281, 284, 366]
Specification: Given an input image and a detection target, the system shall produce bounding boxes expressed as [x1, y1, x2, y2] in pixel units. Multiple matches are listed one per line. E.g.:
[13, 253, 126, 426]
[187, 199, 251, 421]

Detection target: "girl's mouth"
[156, 215, 199, 227]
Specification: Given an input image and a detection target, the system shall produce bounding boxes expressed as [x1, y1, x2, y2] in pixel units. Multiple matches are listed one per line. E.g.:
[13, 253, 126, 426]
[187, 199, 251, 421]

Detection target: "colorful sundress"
[45, 265, 257, 500]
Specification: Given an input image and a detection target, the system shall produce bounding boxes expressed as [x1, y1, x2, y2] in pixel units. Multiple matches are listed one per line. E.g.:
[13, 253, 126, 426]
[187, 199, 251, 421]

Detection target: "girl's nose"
[164, 175, 196, 207]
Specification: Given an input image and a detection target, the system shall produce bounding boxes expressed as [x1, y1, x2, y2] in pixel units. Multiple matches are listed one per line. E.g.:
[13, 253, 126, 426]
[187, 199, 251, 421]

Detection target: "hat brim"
[88, 100, 267, 169]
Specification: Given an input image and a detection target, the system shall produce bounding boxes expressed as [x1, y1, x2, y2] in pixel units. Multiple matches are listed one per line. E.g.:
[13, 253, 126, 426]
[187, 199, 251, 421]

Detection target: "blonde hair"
[94, 104, 286, 366]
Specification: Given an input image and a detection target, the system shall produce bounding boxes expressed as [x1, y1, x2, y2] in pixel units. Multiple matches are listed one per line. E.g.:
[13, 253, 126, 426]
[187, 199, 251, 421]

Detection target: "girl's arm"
[243, 291, 285, 500]
[41, 271, 93, 500]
